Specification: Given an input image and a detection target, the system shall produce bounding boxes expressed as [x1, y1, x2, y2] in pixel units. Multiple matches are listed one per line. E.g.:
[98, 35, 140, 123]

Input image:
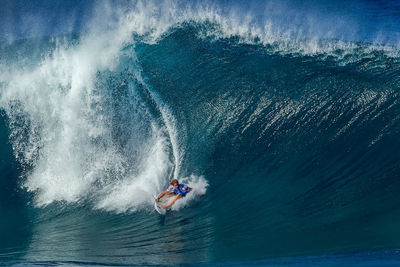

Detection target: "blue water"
[0, 0, 400, 266]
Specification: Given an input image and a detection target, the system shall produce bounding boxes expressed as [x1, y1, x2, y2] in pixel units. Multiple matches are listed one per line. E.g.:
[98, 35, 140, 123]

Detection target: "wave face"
[1, 0, 400, 265]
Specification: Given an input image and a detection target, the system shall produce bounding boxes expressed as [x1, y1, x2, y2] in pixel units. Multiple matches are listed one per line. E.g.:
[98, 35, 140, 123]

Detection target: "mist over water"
[0, 0, 400, 265]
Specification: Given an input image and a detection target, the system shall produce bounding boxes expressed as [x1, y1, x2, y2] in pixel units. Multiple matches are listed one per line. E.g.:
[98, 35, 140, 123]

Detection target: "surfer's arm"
[156, 190, 168, 202]
[162, 194, 181, 209]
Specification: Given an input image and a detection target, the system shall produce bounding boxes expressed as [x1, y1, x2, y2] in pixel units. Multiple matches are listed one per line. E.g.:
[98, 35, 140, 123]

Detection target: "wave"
[0, 19, 207, 211]
[109, 0, 400, 59]
[0, 0, 400, 264]
[2, 0, 400, 58]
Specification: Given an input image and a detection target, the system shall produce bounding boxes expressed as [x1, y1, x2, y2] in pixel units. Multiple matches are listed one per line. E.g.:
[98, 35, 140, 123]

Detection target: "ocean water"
[0, 0, 400, 265]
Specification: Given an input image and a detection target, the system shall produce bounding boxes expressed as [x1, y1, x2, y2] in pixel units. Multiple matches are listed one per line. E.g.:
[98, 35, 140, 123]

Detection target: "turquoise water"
[1, 0, 400, 265]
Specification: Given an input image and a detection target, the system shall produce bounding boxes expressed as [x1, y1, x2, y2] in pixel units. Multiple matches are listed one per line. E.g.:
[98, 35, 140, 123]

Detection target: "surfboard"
[154, 201, 166, 215]
[154, 194, 173, 215]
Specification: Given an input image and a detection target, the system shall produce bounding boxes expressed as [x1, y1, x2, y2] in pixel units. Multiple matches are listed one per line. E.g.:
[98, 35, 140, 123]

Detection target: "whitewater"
[0, 0, 400, 265]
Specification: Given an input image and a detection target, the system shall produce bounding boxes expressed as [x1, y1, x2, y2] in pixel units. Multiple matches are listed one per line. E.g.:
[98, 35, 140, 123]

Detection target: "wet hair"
[169, 178, 179, 185]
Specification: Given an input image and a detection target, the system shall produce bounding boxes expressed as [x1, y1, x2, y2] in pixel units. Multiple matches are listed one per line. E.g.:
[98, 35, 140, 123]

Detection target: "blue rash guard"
[168, 184, 190, 197]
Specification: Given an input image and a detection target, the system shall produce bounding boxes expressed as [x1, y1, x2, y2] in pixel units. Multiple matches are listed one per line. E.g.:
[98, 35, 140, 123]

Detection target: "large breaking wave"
[0, 0, 400, 265]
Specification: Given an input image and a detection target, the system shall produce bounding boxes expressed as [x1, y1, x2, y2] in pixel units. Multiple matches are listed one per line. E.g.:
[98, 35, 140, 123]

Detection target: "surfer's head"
[170, 179, 179, 187]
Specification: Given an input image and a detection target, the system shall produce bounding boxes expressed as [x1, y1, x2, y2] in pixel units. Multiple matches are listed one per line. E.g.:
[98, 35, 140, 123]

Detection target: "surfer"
[155, 179, 192, 209]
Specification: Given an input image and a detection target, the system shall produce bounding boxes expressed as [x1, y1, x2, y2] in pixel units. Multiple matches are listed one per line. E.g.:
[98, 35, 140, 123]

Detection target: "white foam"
[110, 0, 399, 59]
[95, 124, 172, 213]
[0, 32, 133, 206]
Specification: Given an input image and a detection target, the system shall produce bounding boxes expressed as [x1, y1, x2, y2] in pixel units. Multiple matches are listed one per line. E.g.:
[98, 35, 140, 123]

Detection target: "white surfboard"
[154, 201, 166, 215]
[154, 195, 173, 215]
